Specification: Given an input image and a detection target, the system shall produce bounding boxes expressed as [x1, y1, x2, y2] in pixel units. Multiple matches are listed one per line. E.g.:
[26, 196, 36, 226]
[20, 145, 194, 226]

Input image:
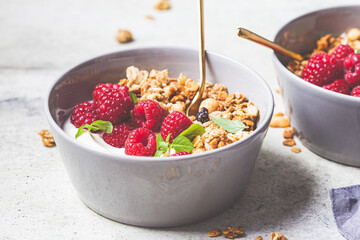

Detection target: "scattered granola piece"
[291, 147, 301, 153]
[116, 30, 133, 43]
[275, 89, 280, 94]
[38, 130, 56, 147]
[270, 232, 288, 240]
[283, 138, 296, 147]
[270, 116, 290, 128]
[254, 237, 263, 240]
[222, 226, 244, 239]
[207, 229, 221, 237]
[145, 15, 154, 20]
[154, 0, 170, 10]
[283, 127, 294, 138]
[226, 226, 244, 235]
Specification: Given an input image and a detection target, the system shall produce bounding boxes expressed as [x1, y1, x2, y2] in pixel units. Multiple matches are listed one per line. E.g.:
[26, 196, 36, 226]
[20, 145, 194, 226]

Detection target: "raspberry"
[171, 152, 190, 157]
[330, 44, 354, 63]
[351, 86, 360, 97]
[103, 123, 133, 148]
[125, 128, 156, 156]
[92, 83, 129, 102]
[92, 83, 134, 124]
[161, 111, 193, 143]
[133, 100, 167, 131]
[322, 79, 350, 95]
[196, 107, 210, 123]
[302, 53, 342, 86]
[71, 101, 99, 128]
[344, 53, 360, 88]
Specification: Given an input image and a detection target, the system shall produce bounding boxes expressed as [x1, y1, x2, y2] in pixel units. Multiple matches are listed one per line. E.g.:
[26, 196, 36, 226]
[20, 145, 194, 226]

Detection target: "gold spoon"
[237, 27, 303, 61]
[186, 0, 206, 117]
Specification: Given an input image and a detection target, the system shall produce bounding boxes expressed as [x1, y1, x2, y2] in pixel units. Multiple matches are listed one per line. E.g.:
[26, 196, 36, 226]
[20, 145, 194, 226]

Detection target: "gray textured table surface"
[1, 0, 359, 239]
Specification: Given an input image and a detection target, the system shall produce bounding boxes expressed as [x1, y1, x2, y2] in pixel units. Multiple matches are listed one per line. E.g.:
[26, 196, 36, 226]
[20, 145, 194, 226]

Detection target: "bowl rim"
[45, 47, 274, 163]
[272, 5, 360, 103]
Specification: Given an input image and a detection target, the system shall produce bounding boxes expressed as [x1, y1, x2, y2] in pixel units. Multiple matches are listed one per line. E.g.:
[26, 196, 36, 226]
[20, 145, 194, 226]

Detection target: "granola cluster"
[287, 28, 360, 76]
[118, 66, 259, 154]
[38, 129, 55, 147]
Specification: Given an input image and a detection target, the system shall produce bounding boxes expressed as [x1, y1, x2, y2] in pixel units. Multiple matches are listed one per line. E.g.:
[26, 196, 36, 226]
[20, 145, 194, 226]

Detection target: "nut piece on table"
[291, 147, 301, 153]
[207, 229, 221, 237]
[270, 115, 290, 128]
[154, 0, 171, 10]
[38, 129, 56, 147]
[283, 127, 294, 138]
[283, 138, 296, 147]
[222, 225, 244, 239]
[116, 30, 133, 43]
[270, 232, 288, 240]
[254, 237, 263, 240]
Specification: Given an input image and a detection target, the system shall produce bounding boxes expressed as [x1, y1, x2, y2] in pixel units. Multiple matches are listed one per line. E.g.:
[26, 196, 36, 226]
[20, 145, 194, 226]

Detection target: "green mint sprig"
[75, 120, 113, 138]
[129, 92, 138, 105]
[154, 124, 205, 157]
[357, 49, 360, 53]
[210, 116, 248, 134]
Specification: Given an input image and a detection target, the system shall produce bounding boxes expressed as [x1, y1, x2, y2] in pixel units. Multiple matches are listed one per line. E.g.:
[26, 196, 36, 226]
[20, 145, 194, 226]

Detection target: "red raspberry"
[103, 123, 133, 148]
[302, 53, 342, 86]
[133, 100, 167, 131]
[161, 111, 193, 143]
[92, 83, 134, 124]
[171, 152, 190, 157]
[330, 44, 354, 63]
[351, 86, 360, 97]
[344, 53, 360, 88]
[125, 128, 156, 156]
[92, 83, 129, 102]
[71, 101, 99, 128]
[322, 79, 350, 95]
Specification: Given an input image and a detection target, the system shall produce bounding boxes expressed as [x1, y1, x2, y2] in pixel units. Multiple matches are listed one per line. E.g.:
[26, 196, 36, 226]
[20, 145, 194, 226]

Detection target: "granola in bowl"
[64, 66, 259, 157]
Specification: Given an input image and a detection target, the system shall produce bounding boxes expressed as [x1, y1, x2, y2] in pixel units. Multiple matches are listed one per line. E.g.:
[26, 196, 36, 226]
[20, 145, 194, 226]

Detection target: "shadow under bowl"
[45, 47, 274, 227]
[273, 6, 360, 167]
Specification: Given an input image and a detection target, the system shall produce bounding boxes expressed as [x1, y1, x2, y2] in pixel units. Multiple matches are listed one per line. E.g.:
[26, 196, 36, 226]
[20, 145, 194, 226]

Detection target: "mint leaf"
[91, 120, 113, 134]
[155, 134, 169, 157]
[357, 49, 360, 53]
[210, 116, 248, 133]
[165, 134, 171, 143]
[129, 92, 138, 105]
[75, 120, 113, 138]
[156, 134, 168, 151]
[172, 136, 194, 153]
[154, 150, 164, 157]
[178, 124, 205, 142]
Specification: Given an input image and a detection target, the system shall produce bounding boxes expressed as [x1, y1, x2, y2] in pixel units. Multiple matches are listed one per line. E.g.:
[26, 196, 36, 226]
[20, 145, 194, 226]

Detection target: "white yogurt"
[62, 116, 126, 155]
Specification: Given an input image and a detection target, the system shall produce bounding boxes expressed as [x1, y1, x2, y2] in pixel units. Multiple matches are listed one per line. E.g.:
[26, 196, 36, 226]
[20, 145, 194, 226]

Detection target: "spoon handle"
[198, 0, 206, 99]
[237, 27, 303, 61]
[186, 0, 206, 116]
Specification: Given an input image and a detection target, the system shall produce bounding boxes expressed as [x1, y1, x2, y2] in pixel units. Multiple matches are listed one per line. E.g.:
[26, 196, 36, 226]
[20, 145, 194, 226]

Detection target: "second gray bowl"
[273, 6, 360, 167]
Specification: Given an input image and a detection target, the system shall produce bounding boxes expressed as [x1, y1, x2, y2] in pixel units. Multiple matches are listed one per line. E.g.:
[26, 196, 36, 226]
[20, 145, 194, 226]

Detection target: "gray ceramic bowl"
[45, 47, 274, 227]
[273, 6, 360, 167]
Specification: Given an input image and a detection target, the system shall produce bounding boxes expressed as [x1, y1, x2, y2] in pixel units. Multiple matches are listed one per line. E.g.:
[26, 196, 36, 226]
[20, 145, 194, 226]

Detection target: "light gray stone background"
[1, 0, 359, 239]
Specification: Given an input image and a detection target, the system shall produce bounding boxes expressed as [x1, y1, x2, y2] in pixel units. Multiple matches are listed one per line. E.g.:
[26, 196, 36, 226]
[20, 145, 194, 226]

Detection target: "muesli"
[67, 66, 259, 157]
